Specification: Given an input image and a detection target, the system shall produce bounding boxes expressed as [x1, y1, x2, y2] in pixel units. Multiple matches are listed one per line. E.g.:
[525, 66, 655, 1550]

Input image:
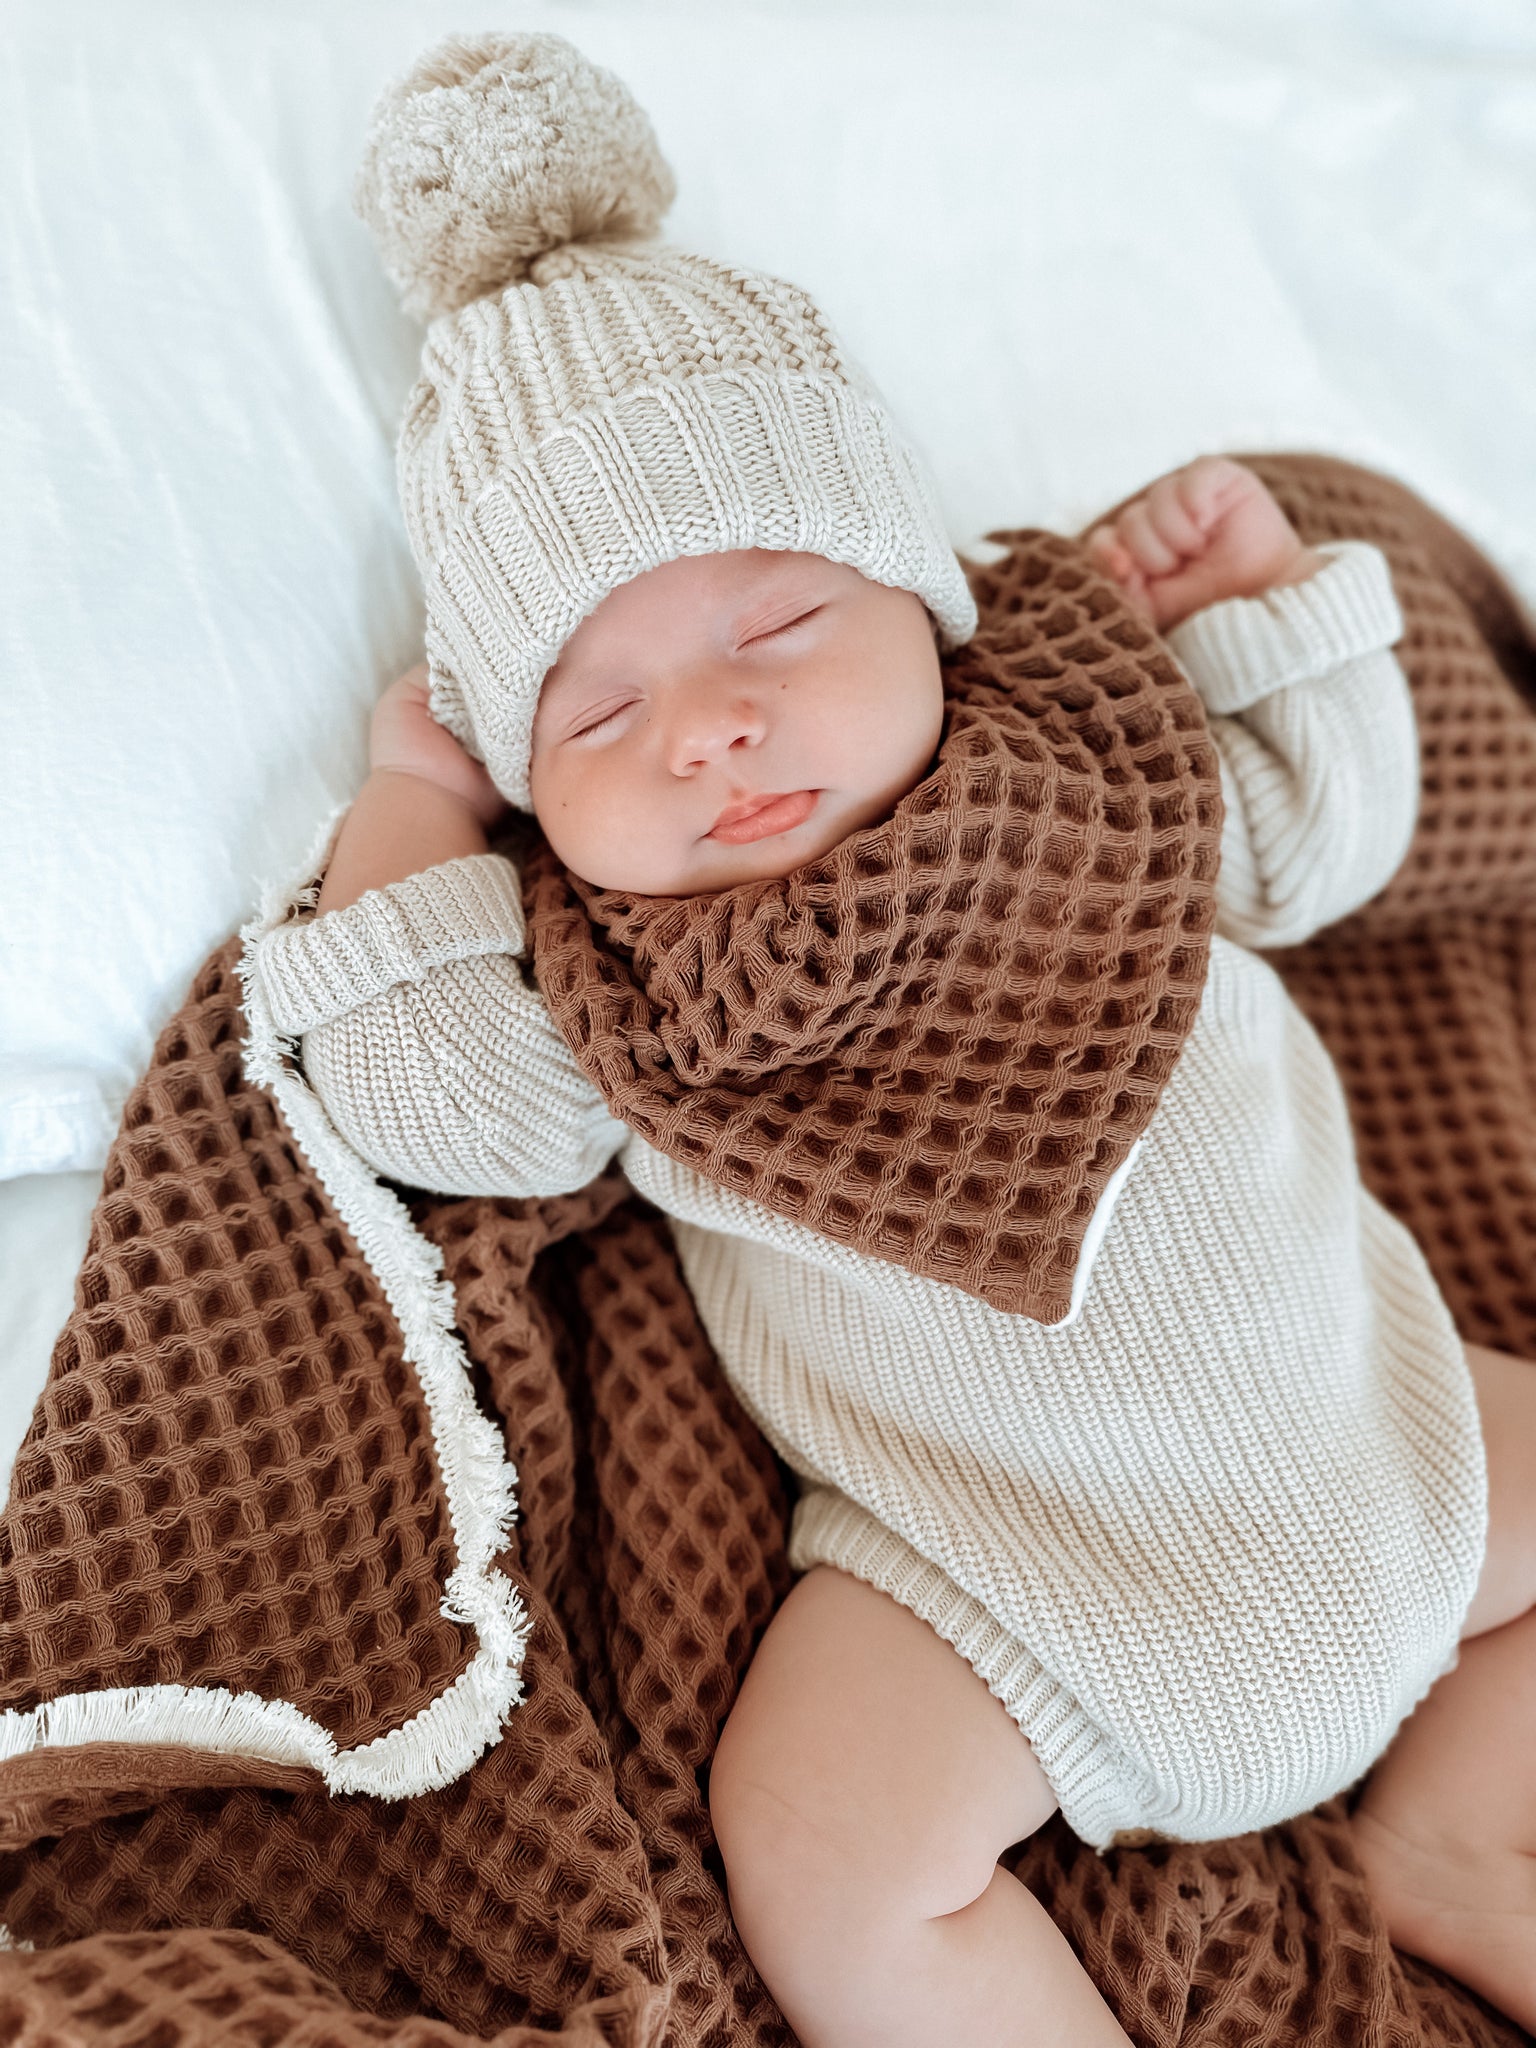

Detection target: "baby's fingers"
[1117, 499, 1186, 578]
[1086, 524, 1155, 618]
[1086, 523, 1135, 581]
[1144, 474, 1207, 559]
[1175, 455, 1255, 534]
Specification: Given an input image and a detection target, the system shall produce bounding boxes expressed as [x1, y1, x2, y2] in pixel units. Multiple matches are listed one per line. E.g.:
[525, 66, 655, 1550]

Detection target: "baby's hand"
[1086, 457, 1325, 632]
[369, 664, 506, 828]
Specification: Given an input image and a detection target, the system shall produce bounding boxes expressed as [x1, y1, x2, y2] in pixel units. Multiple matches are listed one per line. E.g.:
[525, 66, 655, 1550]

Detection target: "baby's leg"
[707, 1564, 1131, 2048]
[1352, 1340, 1536, 2028]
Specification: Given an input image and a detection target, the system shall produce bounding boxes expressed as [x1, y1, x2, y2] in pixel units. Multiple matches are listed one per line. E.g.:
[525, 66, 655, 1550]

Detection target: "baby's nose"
[665, 684, 767, 775]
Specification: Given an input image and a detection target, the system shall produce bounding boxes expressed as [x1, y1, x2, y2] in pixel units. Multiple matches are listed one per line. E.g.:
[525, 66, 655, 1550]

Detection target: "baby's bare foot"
[1352, 1806, 1536, 2029]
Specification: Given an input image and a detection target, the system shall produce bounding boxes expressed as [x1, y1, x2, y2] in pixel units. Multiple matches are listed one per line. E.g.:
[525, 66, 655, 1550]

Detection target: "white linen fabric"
[2, 0, 1533, 1472]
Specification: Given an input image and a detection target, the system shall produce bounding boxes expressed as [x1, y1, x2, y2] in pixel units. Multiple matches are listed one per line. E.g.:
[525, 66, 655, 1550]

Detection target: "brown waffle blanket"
[525, 535, 1223, 1327]
[1, 453, 1533, 2047]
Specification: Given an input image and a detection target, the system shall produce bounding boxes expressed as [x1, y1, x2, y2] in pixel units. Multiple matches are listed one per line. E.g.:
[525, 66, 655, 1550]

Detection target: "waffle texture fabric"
[516, 533, 1223, 1326]
[255, 528, 1486, 1851]
[353, 30, 977, 810]
[268, 532, 1231, 1327]
[0, 964, 800, 2044]
[2, 453, 1534, 2046]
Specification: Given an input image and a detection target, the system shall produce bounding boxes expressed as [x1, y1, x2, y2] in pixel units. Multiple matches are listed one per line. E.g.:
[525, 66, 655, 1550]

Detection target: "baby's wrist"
[1178, 544, 1330, 628]
[316, 769, 493, 917]
[366, 757, 505, 830]
[1261, 544, 1329, 596]
[366, 762, 476, 814]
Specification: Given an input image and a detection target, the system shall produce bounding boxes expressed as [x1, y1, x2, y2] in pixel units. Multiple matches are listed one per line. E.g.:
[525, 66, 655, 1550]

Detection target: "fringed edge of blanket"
[0, 805, 534, 1805]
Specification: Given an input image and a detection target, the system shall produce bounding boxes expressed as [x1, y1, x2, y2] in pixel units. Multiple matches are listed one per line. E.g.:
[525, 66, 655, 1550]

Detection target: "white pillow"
[4, 0, 1534, 1179]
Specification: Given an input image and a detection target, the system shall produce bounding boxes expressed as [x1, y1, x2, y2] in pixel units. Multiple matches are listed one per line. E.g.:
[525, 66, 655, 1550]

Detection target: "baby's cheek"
[542, 757, 696, 893]
[529, 753, 600, 862]
[863, 678, 942, 791]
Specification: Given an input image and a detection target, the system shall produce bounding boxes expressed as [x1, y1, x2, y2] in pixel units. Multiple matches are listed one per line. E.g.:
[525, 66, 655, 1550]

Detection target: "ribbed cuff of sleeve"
[251, 852, 528, 1038]
[1165, 541, 1404, 714]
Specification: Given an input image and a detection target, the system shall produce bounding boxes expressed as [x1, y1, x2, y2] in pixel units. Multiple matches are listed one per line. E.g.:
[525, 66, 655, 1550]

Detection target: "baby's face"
[527, 549, 945, 895]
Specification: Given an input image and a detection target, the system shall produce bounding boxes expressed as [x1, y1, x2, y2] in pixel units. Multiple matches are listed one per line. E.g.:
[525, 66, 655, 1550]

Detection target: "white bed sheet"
[0, 1172, 100, 1497]
[3, 0, 1533, 1490]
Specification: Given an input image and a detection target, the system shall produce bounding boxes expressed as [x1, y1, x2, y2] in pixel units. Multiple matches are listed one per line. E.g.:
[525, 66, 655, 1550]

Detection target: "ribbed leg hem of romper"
[788, 1485, 1140, 1852]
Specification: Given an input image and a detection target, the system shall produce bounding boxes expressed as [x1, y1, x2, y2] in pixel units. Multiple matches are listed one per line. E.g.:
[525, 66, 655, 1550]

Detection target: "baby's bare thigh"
[709, 1564, 1057, 1926]
[1462, 1340, 1536, 1639]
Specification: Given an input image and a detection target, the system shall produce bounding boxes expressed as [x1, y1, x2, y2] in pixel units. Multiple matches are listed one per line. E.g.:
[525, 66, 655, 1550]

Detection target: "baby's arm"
[316, 663, 501, 918]
[246, 669, 625, 1196]
[1089, 459, 1418, 950]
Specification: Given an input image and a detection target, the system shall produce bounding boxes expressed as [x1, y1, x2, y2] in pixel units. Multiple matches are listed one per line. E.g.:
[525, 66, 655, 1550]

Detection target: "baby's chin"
[596, 837, 821, 899]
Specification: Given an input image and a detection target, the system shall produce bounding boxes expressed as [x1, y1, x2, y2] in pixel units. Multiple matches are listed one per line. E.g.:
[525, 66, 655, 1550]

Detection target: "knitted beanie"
[354, 30, 979, 810]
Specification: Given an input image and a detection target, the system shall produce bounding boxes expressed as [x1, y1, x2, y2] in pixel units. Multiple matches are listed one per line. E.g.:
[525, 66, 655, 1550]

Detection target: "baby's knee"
[708, 1719, 1006, 2004]
[708, 1746, 911, 2005]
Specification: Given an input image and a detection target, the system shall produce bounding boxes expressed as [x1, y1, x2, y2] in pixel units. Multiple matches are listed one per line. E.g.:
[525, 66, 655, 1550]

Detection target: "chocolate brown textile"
[524, 543, 1223, 1327]
[1, 454, 1533, 2046]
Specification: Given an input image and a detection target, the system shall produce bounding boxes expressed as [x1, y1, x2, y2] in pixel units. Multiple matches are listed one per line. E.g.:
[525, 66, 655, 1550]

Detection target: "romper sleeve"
[245, 850, 627, 1197]
[1164, 540, 1418, 950]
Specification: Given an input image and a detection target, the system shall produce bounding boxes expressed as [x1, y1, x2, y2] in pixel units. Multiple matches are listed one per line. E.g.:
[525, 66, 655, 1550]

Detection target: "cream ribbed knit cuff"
[251, 852, 527, 1038]
[1166, 541, 1403, 715]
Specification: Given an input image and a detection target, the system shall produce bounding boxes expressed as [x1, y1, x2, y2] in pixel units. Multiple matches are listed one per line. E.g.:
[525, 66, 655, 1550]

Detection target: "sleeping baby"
[248, 32, 1536, 2044]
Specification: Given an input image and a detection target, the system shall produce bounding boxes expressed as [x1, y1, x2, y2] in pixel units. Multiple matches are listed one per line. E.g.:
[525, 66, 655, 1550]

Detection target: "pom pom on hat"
[354, 30, 677, 321]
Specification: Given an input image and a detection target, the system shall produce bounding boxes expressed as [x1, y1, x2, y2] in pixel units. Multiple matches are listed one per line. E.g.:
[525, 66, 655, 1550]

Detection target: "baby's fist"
[369, 664, 506, 829]
[1086, 457, 1324, 632]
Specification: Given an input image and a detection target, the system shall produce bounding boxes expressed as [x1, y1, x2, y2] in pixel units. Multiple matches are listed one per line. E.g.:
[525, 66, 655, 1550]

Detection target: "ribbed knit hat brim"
[420, 348, 977, 806]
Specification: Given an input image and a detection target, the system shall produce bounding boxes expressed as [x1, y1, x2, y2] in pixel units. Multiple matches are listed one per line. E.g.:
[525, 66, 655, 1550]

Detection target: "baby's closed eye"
[572, 700, 635, 740]
[739, 607, 823, 648]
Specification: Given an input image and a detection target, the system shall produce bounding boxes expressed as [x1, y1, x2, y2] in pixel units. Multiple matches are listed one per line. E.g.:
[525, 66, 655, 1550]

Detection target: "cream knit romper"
[250, 542, 1487, 1850]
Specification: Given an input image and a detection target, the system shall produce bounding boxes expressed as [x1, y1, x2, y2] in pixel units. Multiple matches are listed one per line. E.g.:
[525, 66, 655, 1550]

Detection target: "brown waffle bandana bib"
[523, 532, 1224, 1326]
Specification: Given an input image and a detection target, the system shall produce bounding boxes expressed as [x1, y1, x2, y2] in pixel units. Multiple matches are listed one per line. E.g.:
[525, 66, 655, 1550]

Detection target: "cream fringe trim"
[0, 805, 532, 1803]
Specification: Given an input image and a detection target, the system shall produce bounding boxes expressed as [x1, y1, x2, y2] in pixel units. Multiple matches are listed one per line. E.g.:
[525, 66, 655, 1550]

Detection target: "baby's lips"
[706, 789, 819, 845]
